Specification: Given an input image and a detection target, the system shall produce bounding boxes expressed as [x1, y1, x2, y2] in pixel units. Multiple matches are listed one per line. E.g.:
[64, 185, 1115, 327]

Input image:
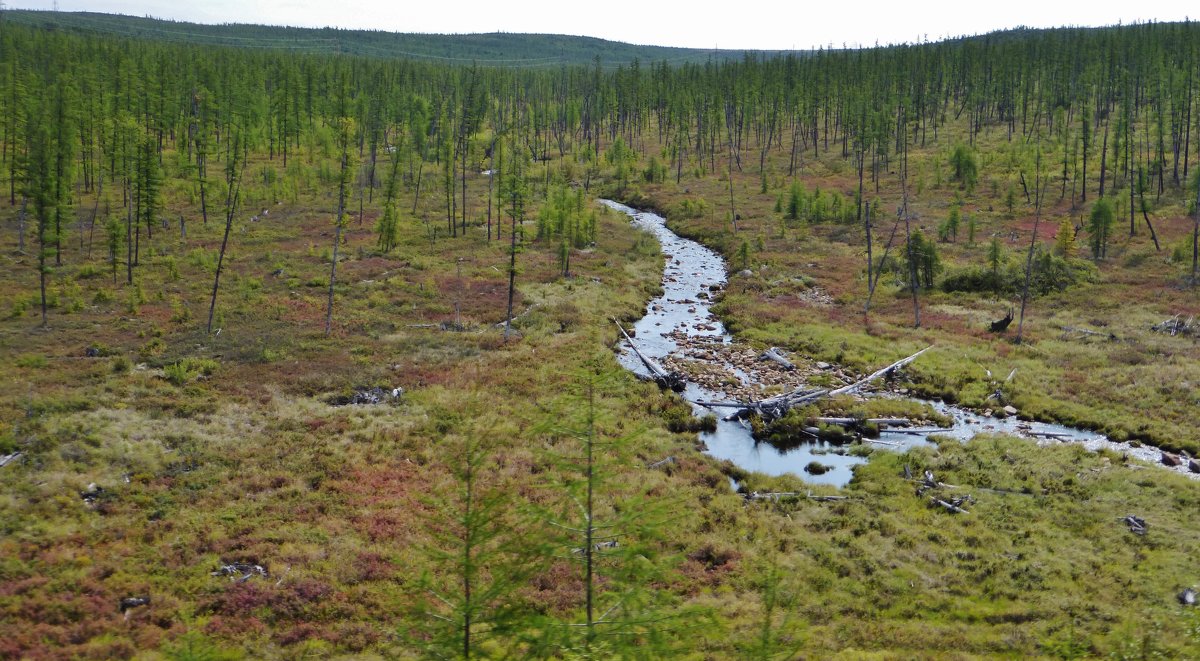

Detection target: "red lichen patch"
[679, 543, 741, 591]
[326, 462, 430, 544]
[203, 614, 268, 638]
[520, 561, 590, 615]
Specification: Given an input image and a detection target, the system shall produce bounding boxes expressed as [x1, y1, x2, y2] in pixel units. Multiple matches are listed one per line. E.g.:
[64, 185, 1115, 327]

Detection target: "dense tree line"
[3, 19, 1200, 325]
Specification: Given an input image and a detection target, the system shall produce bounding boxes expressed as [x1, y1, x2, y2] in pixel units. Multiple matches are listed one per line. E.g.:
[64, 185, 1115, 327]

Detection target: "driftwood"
[614, 319, 686, 392]
[1060, 325, 1119, 341]
[743, 491, 854, 502]
[0, 452, 21, 468]
[698, 346, 931, 422]
[646, 456, 676, 469]
[573, 540, 619, 554]
[884, 428, 948, 436]
[120, 596, 150, 613]
[805, 492, 851, 502]
[989, 309, 1014, 333]
[757, 347, 795, 370]
[863, 437, 902, 447]
[814, 417, 912, 427]
[1152, 315, 1197, 337]
[485, 304, 539, 332]
[212, 563, 268, 582]
[1123, 515, 1148, 536]
[929, 496, 972, 514]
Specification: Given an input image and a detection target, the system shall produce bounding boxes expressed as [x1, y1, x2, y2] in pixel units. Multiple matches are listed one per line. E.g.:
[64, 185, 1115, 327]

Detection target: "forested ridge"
[2, 14, 1200, 659]
[1, 10, 763, 65]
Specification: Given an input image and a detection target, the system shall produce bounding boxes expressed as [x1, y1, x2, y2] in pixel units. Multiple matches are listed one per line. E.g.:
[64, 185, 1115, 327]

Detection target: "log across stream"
[602, 200, 1196, 487]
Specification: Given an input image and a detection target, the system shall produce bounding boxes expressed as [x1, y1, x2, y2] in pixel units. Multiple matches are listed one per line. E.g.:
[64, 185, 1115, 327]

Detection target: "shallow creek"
[602, 200, 1194, 487]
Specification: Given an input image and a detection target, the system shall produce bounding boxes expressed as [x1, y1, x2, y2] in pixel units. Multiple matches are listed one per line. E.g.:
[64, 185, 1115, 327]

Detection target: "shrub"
[163, 358, 219, 386]
[15, 354, 47, 369]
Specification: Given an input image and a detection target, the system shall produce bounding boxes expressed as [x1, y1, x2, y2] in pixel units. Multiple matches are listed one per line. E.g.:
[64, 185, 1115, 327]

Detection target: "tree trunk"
[504, 214, 518, 341]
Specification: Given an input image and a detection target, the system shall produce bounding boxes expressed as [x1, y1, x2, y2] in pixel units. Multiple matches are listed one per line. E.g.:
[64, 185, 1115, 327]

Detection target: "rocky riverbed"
[602, 200, 1199, 485]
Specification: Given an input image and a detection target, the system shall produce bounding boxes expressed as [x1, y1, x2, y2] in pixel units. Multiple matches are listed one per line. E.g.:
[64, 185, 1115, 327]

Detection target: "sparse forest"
[2, 11, 1200, 659]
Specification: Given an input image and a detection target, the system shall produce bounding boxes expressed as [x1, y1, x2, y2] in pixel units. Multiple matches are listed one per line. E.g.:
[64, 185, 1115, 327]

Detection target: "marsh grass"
[1, 97, 1198, 659]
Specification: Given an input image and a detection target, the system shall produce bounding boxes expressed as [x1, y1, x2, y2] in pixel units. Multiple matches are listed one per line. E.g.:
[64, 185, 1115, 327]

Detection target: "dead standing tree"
[1016, 148, 1048, 344]
[206, 129, 247, 334]
[325, 116, 357, 336]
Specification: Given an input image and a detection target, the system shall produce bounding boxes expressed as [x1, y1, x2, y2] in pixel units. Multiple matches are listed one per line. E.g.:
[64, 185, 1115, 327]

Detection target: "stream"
[602, 200, 1196, 487]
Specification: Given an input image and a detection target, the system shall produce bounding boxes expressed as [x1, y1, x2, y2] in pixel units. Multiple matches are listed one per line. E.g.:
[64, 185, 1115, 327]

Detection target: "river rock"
[1003, 405, 1018, 416]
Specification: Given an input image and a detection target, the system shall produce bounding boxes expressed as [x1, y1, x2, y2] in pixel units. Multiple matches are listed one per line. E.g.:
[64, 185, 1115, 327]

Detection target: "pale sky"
[8, 0, 1195, 50]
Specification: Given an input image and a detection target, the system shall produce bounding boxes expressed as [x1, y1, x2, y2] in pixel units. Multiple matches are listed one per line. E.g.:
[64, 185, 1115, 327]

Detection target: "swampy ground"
[4, 108, 1200, 661]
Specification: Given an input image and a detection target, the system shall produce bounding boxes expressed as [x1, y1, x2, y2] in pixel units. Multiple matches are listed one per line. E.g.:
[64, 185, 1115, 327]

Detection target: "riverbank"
[604, 200, 1200, 484]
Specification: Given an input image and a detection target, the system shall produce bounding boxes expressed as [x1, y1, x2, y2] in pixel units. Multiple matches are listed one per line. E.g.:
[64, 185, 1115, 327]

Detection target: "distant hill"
[0, 10, 786, 66]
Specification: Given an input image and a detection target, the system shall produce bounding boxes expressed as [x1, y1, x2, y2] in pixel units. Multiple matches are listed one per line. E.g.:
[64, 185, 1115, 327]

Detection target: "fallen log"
[930, 497, 970, 514]
[806, 491, 851, 502]
[485, 304, 539, 332]
[614, 319, 686, 392]
[119, 596, 150, 613]
[1059, 325, 1119, 341]
[1152, 314, 1197, 337]
[814, 417, 913, 427]
[1123, 515, 1148, 536]
[698, 347, 932, 422]
[1028, 431, 1075, 439]
[212, 563, 268, 582]
[863, 438, 902, 447]
[757, 347, 795, 370]
[646, 456, 676, 469]
[744, 491, 800, 501]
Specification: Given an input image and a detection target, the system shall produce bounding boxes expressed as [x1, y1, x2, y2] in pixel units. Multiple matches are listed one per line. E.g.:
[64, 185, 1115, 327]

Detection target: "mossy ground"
[2, 119, 1200, 658]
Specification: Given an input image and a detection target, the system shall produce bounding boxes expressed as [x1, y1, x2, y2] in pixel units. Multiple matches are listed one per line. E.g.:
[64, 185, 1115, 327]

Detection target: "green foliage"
[938, 205, 961, 242]
[605, 138, 635, 193]
[163, 358, 219, 386]
[1087, 197, 1116, 259]
[643, 156, 667, 184]
[537, 185, 592, 248]
[675, 197, 710, 219]
[786, 181, 805, 221]
[949, 144, 979, 192]
[905, 229, 941, 289]
[162, 631, 243, 661]
[15, 354, 48, 368]
[1054, 218, 1076, 256]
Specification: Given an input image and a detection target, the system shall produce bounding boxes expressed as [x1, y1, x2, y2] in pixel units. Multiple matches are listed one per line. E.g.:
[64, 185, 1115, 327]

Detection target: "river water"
[602, 200, 1196, 486]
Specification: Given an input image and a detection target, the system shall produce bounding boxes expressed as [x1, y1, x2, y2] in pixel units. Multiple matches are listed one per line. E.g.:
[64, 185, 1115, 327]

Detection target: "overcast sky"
[8, 0, 1195, 50]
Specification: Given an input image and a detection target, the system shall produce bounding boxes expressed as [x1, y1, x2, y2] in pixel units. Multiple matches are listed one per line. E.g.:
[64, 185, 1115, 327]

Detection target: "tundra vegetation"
[1, 13, 1200, 659]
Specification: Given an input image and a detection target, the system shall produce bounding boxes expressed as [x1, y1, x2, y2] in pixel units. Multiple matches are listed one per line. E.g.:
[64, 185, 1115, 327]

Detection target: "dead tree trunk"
[699, 346, 931, 421]
[614, 320, 685, 391]
[757, 347, 795, 370]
